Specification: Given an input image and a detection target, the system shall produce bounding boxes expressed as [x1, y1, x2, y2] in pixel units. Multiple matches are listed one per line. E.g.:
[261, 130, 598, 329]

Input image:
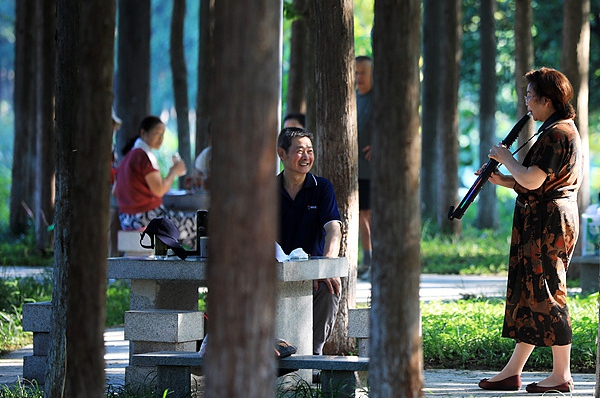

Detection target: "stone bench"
[117, 230, 153, 257]
[348, 308, 370, 357]
[124, 309, 205, 386]
[21, 301, 52, 383]
[20, 303, 205, 386]
[571, 255, 599, 295]
[131, 351, 369, 398]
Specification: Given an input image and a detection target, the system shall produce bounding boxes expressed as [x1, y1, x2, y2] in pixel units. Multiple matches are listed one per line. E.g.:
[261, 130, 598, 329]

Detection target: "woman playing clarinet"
[478, 67, 582, 393]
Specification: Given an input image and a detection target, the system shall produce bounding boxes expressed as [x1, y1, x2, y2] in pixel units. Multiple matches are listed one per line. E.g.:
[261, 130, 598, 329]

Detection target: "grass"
[421, 294, 598, 373]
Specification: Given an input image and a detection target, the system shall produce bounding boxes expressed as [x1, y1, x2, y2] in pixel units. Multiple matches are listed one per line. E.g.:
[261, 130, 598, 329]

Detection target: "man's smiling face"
[280, 136, 314, 175]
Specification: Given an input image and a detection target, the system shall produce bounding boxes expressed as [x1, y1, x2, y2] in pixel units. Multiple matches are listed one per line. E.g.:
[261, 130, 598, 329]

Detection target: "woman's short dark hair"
[139, 115, 164, 134]
[122, 115, 164, 156]
[524, 67, 576, 119]
[277, 127, 314, 152]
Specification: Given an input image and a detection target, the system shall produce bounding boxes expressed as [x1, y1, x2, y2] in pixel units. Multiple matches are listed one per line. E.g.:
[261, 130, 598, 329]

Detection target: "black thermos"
[197, 210, 209, 257]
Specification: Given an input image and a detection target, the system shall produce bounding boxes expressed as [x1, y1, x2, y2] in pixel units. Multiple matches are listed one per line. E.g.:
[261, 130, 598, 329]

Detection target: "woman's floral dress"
[502, 118, 582, 346]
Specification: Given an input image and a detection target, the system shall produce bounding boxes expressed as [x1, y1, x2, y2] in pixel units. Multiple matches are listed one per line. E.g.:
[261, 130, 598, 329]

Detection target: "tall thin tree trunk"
[35, 0, 56, 253]
[561, 0, 590, 228]
[115, 0, 151, 157]
[313, 0, 357, 356]
[46, 0, 115, 397]
[11, 0, 37, 236]
[304, 1, 316, 169]
[559, 0, 593, 390]
[371, 0, 423, 396]
[476, 0, 498, 229]
[514, 0, 535, 161]
[420, 0, 442, 224]
[195, 0, 214, 156]
[438, 0, 462, 235]
[203, 1, 280, 396]
[171, 0, 191, 188]
[286, 0, 307, 115]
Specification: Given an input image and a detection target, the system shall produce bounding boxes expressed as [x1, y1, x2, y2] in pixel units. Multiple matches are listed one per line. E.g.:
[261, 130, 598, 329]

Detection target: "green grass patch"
[421, 293, 598, 373]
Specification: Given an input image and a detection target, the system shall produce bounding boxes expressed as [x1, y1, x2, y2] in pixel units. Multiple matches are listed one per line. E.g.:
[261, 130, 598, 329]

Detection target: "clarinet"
[447, 112, 532, 221]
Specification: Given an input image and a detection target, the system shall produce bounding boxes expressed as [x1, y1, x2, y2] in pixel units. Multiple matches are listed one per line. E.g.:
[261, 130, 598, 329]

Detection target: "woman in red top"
[115, 116, 196, 248]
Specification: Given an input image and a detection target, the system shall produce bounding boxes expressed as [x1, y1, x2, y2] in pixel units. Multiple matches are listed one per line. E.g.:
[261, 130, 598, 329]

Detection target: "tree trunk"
[203, 1, 280, 397]
[371, 0, 423, 396]
[195, 0, 214, 156]
[420, 0, 442, 225]
[115, 0, 151, 157]
[286, 0, 307, 115]
[559, 0, 593, 389]
[313, 0, 357, 356]
[11, 0, 37, 236]
[476, 0, 498, 229]
[304, 1, 317, 168]
[438, 0, 462, 235]
[170, 0, 191, 188]
[45, 0, 115, 397]
[561, 0, 590, 238]
[34, 0, 56, 253]
[514, 0, 535, 161]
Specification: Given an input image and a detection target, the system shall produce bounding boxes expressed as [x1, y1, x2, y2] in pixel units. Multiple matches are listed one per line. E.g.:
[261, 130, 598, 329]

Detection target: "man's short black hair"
[278, 127, 314, 152]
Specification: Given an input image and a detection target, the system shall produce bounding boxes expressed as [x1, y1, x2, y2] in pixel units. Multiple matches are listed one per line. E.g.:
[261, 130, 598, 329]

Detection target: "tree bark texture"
[195, 0, 214, 155]
[420, 0, 442, 225]
[170, 0, 191, 186]
[11, 0, 37, 236]
[203, 1, 280, 397]
[286, 0, 307, 115]
[561, 0, 590, 224]
[313, 0, 358, 356]
[371, 0, 423, 396]
[46, 1, 115, 397]
[34, 0, 56, 253]
[438, 0, 462, 235]
[514, 0, 535, 161]
[115, 0, 151, 157]
[559, 0, 593, 385]
[304, 1, 317, 167]
[476, 0, 498, 229]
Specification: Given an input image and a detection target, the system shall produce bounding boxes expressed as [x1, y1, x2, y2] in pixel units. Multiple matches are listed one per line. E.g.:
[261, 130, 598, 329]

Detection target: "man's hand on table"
[314, 277, 341, 295]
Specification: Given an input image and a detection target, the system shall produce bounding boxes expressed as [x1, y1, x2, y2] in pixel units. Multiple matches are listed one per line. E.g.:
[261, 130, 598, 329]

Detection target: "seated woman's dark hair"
[139, 115, 164, 134]
[121, 115, 164, 156]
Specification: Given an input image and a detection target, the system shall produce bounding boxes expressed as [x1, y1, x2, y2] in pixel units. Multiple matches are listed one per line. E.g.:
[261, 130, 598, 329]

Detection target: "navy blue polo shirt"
[278, 172, 341, 257]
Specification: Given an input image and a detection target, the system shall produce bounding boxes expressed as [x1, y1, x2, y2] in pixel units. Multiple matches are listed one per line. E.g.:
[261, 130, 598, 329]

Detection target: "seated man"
[276, 127, 343, 356]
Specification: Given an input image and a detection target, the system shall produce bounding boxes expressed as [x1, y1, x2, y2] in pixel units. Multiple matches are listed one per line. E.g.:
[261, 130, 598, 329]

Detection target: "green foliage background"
[0, 0, 599, 230]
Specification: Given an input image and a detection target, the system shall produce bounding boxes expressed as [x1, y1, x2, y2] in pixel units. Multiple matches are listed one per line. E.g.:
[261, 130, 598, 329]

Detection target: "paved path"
[1, 329, 595, 396]
[1, 267, 593, 396]
[357, 274, 509, 304]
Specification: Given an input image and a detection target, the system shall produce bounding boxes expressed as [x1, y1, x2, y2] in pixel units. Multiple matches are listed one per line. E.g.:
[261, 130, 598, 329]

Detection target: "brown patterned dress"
[502, 117, 582, 347]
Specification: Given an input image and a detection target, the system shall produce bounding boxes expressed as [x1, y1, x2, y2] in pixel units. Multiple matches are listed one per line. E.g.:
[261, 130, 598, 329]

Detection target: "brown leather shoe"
[478, 375, 522, 391]
[525, 378, 573, 393]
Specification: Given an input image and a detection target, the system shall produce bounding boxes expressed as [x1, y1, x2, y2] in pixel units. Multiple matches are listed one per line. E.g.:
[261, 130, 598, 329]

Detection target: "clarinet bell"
[447, 206, 455, 220]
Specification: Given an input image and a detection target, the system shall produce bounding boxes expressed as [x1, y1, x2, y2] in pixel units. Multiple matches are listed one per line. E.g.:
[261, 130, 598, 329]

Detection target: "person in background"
[277, 127, 342, 361]
[355, 55, 373, 280]
[194, 127, 212, 192]
[283, 112, 306, 129]
[108, 109, 122, 257]
[478, 67, 582, 393]
[114, 115, 197, 249]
